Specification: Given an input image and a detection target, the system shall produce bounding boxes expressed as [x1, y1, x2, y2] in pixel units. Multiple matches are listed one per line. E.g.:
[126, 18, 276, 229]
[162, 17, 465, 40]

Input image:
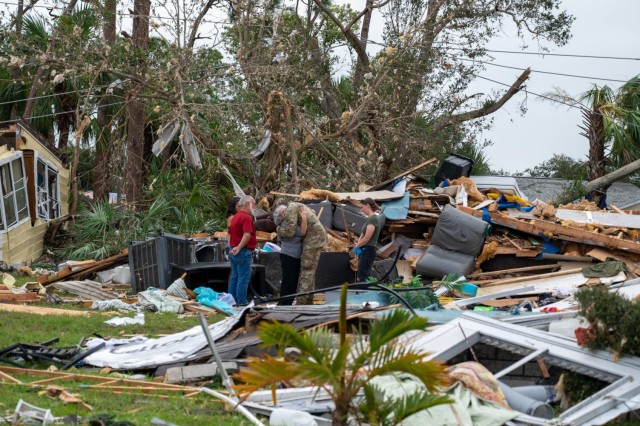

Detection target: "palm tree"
[234, 285, 451, 425]
[580, 76, 640, 207]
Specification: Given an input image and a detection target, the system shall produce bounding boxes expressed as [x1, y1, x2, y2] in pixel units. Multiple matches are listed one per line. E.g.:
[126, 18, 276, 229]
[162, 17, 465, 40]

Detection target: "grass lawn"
[0, 276, 253, 425]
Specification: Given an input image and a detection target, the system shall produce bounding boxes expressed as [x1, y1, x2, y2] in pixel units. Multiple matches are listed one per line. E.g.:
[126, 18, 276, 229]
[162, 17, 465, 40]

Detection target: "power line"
[473, 73, 581, 111]
[448, 46, 640, 62]
[450, 55, 631, 84]
[0, 99, 126, 126]
[0, 81, 126, 108]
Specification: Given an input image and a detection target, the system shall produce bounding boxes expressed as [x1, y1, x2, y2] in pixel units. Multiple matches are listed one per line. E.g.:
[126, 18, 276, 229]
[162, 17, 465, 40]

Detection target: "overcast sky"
[471, 1, 640, 174]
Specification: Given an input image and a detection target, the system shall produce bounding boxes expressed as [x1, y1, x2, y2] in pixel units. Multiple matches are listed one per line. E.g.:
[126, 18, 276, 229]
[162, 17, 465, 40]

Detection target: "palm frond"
[233, 355, 304, 397]
[22, 16, 49, 46]
[389, 391, 453, 424]
[358, 381, 452, 426]
[240, 284, 448, 424]
[258, 321, 329, 362]
[366, 309, 430, 354]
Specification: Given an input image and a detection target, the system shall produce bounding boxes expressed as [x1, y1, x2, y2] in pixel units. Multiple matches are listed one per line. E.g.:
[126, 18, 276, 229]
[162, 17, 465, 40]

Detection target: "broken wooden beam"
[466, 264, 561, 280]
[368, 157, 437, 191]
[472, 267, 584, 288]
[458, 206, 640, 255]
[39, 251, 129, 286]
[0, 292, 39, 303]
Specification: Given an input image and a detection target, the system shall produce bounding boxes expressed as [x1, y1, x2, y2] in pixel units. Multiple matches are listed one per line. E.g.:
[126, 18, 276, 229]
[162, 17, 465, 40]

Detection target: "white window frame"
[0, 152, 30, 232]
[405, 312, 640, 425]
[34, 153, 61, 221]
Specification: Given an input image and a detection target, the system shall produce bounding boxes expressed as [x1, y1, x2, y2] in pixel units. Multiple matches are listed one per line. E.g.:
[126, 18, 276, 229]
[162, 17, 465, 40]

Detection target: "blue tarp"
[381, 191, 410, 220]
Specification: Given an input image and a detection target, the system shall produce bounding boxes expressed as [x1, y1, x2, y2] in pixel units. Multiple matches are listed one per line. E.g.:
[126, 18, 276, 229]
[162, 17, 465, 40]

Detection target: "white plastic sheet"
[84, 309, 245, 369]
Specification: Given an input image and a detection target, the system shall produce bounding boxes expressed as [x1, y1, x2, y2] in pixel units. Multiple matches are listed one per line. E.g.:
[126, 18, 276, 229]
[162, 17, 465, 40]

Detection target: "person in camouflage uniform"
[276, 202, 327, 304]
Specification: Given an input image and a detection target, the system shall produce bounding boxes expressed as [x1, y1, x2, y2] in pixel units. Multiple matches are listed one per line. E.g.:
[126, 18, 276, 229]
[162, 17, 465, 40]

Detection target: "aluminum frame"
[404, 312, 640, 425]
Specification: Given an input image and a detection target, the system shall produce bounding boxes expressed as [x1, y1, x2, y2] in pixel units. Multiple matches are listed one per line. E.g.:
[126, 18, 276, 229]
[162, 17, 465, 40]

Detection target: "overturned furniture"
[416, 204, 489, 278]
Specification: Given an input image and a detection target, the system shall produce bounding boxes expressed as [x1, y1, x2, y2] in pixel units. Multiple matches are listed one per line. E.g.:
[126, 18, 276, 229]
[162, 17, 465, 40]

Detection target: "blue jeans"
[228, 249, 252, 304]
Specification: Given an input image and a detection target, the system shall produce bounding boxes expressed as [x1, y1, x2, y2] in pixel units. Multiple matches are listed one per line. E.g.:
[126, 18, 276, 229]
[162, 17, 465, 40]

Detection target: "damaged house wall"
[0, 121, 70, 265]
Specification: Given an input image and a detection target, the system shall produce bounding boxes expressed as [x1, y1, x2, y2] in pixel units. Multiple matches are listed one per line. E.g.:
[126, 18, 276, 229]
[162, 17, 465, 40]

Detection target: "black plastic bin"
[434, 153, 474, 186]
[128, 233, 194, 294]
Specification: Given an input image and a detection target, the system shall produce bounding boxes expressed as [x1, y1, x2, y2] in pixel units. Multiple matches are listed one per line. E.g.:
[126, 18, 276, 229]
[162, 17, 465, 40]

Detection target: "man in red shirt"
[228, 195, 256, 305]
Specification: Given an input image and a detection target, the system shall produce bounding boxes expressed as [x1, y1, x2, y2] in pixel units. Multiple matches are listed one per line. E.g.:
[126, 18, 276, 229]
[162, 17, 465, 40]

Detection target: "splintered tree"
[0, 1, 576, 207]
[231, 0, 574, 192]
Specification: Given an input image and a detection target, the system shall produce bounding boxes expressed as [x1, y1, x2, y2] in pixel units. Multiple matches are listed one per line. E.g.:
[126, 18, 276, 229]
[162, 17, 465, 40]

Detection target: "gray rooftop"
[514, 177, 640, 209]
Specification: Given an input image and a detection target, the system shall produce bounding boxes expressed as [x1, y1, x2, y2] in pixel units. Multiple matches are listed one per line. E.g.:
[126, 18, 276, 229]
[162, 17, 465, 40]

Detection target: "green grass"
[0, 291, 252, 425]
[0, 383, 251, 425]
[0, 310, 210, 348]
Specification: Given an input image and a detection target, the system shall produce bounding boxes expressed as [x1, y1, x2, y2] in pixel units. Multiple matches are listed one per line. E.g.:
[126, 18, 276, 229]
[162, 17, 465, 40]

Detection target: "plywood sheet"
[555, 209, 640, 229]
[334, 190, 404, 201]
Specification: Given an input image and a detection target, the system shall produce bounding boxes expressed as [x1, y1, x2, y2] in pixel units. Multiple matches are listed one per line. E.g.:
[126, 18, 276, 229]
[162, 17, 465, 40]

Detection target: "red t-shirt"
[229, 210, 257, 250]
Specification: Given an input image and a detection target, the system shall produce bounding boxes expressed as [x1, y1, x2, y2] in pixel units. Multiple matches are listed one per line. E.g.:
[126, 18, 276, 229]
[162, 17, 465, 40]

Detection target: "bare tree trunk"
[583, 104, 607, 206]
[93, 0, 116, 201]
[58, 125, 70, 149]
[125, 0, 150, 207]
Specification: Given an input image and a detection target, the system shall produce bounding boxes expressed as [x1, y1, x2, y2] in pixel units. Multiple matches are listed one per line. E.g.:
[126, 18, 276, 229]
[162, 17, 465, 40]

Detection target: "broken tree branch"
[432, 68, 531, 131]
[550, 158, 640, 206]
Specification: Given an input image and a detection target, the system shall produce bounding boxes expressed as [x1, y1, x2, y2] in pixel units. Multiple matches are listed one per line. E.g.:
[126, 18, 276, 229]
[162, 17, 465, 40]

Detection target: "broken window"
[0, 154, 29, 230]
[35, 157, 60, 220]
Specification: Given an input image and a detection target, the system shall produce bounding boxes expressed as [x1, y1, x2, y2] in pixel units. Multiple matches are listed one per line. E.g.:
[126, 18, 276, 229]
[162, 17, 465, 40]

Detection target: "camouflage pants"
[295, 244, 323, 305]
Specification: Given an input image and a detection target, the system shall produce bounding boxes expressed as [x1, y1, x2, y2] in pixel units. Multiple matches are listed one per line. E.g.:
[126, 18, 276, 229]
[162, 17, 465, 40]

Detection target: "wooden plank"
[335, 190, 404, 201]
[407, 210, 441, 219]
[479, 297, 533, 308]
[41, 251, 129, 286]
[369, 157, 437, 191]
[476, 269, 587, 296]
[554, 209, 640, 229]
[540, 253, 594, 262]
[494, 247, 541, 257]
[466, 264, 560, 280]
[609, 205, 628, 215]
[0, 292, 39, 302]
[458, 206, 640, 255]
[0, 304, 91, 316]
[0, 366, 200, 393]
[472, 268, 584, 288]
[0, 369, 22, 384]
[183, 303, 230, 317]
